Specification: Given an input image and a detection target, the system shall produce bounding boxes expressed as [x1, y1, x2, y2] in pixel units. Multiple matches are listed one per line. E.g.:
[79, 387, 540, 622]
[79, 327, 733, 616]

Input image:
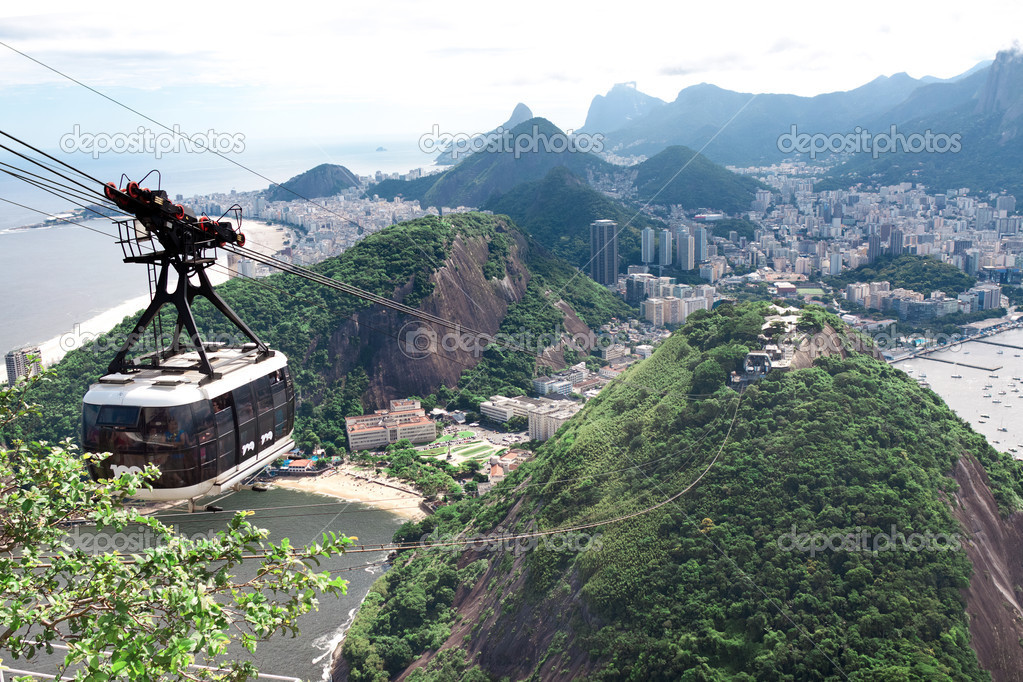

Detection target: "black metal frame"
[106, 208, 269, 378]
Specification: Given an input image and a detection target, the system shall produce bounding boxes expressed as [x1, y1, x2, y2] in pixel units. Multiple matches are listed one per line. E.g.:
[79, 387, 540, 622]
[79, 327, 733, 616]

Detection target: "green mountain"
[370, 117, 617, 208]
[631, 145, 764, 213]
[435, 103, 535, 166]
[5, 213, 631, 454]
[339, 303, 1023, 680]
[263, 163, 359, 202]
[483, 166, 666, 268]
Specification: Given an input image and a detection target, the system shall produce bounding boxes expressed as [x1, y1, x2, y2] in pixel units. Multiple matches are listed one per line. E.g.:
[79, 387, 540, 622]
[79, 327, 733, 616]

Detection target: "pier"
[973, 339, 1023, 351]
[917, 356, 1001, 372]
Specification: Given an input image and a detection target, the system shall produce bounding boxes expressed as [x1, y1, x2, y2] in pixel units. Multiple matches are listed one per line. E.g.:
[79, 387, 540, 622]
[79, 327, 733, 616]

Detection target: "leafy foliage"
[0, 372, 353, 680]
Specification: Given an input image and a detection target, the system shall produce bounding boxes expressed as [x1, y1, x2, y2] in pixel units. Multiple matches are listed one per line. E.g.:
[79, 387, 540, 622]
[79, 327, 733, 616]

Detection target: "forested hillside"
[340, 303, 1023, 681]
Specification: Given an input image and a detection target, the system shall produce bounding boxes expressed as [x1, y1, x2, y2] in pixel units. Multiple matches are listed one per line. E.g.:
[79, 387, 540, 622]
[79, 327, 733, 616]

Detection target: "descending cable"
[228, 246, 503, 336]
[0, 167, 129, 223]
[0, 139, 111, 204]
[0, 160, 127, 214]
[153, 413, 721, 525]
[0, 196, 120, 240]
[0, 129, 107, 187]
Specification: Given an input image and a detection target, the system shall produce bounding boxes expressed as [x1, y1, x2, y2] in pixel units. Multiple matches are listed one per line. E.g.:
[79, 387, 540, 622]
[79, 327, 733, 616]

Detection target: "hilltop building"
[344, 399, 436, 451]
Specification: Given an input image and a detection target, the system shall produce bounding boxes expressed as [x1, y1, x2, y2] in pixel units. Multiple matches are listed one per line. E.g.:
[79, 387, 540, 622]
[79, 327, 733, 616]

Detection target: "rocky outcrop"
[327, 228, 532, 408]
[975, 48, 1023, 137]
[951, 456, 1023, 681]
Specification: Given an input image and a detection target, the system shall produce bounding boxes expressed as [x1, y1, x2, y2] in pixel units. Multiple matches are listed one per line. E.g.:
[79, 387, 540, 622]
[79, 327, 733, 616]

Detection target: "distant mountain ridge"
[592, 61, 991, 166]
[828, 48, 1023, 196]
[483, 165, 662, 268]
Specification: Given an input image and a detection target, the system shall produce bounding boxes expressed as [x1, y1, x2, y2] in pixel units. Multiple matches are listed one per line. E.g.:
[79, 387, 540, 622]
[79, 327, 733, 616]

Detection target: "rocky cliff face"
[325, 227, 532, 409]
[975, 48, 1023, 141]
[951, 456, 1023, 682]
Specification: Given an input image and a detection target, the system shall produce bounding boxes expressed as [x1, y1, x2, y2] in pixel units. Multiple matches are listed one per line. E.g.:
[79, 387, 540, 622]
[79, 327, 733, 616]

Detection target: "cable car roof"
[84, 346, 288, 408]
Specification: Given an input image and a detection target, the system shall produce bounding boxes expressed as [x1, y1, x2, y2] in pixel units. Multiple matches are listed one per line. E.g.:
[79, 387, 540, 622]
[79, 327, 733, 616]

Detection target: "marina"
[894, 325, 1023, 460]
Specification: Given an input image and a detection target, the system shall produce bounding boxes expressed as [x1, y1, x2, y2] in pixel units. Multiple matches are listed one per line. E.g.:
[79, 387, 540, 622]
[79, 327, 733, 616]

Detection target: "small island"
[375, 146, 387, 152]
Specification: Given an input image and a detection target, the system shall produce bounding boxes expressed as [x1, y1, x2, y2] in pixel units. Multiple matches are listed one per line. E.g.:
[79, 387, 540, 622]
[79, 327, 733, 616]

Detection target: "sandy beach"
[10, 219, 294, 378]
[273, 466, 429, 521]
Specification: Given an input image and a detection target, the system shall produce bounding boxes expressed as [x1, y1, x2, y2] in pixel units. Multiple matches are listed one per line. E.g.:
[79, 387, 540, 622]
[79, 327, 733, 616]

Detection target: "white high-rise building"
[675, 230, 695, 270]
[5, 347, 41, 387]
[641, 227, 655, 264]
[693, 227, 708, 262]
[659, 229, 673, 267]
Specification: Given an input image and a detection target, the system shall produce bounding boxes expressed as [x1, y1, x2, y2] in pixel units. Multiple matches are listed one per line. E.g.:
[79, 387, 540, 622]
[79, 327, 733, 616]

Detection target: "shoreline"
[272, 466, 428, 522]
[1, 220, 291, 383]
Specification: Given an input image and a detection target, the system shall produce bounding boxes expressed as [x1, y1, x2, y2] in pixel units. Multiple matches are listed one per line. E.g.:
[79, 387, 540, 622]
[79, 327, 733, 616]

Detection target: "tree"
[691, 359, 726, 394]
[0, 372, 355, 680]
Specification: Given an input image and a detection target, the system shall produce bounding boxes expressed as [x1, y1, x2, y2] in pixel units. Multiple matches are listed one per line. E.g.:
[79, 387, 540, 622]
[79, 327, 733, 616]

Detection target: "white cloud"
[0, 1, 1020, 138]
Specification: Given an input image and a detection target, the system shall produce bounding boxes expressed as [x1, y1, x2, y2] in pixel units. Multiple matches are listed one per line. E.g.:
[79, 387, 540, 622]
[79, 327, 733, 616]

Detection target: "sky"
[0, 1, 1021, 150]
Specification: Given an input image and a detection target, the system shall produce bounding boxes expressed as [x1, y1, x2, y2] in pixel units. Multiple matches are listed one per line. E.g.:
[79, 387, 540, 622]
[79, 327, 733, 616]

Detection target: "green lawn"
[457, 430, 475, 438]
[458, 445, 492, 457]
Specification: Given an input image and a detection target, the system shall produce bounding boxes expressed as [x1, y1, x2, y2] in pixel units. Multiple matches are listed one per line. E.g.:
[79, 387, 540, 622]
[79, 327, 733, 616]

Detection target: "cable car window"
[233, 386, 255, 423]
[96, 405, 141, 428]
[212, 393, 233, 413]
[142, 406, 195, 449]
[255, 375, 273, 413]
[193, 400, 216, 444]
[283, 366, 294, 401]
[82, 404, 100, 447]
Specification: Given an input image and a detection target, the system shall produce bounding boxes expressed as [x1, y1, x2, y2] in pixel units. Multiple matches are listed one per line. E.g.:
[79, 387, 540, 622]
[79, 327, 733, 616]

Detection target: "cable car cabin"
[82, 347, 295, 501]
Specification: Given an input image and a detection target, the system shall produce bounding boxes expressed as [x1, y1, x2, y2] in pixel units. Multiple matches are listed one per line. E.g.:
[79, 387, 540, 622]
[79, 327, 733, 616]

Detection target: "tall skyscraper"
[829, 251, 842, 276]
[867, 233, 882, 263]
[641, 227, 655, 264]
[693, 227, 708, 263]
[659, 229, 672, 267]
[676, 229, 695, 270]
[5, 347, 41, 387]
[890, 228, 905, 256]
[589, 219, 619, 286]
